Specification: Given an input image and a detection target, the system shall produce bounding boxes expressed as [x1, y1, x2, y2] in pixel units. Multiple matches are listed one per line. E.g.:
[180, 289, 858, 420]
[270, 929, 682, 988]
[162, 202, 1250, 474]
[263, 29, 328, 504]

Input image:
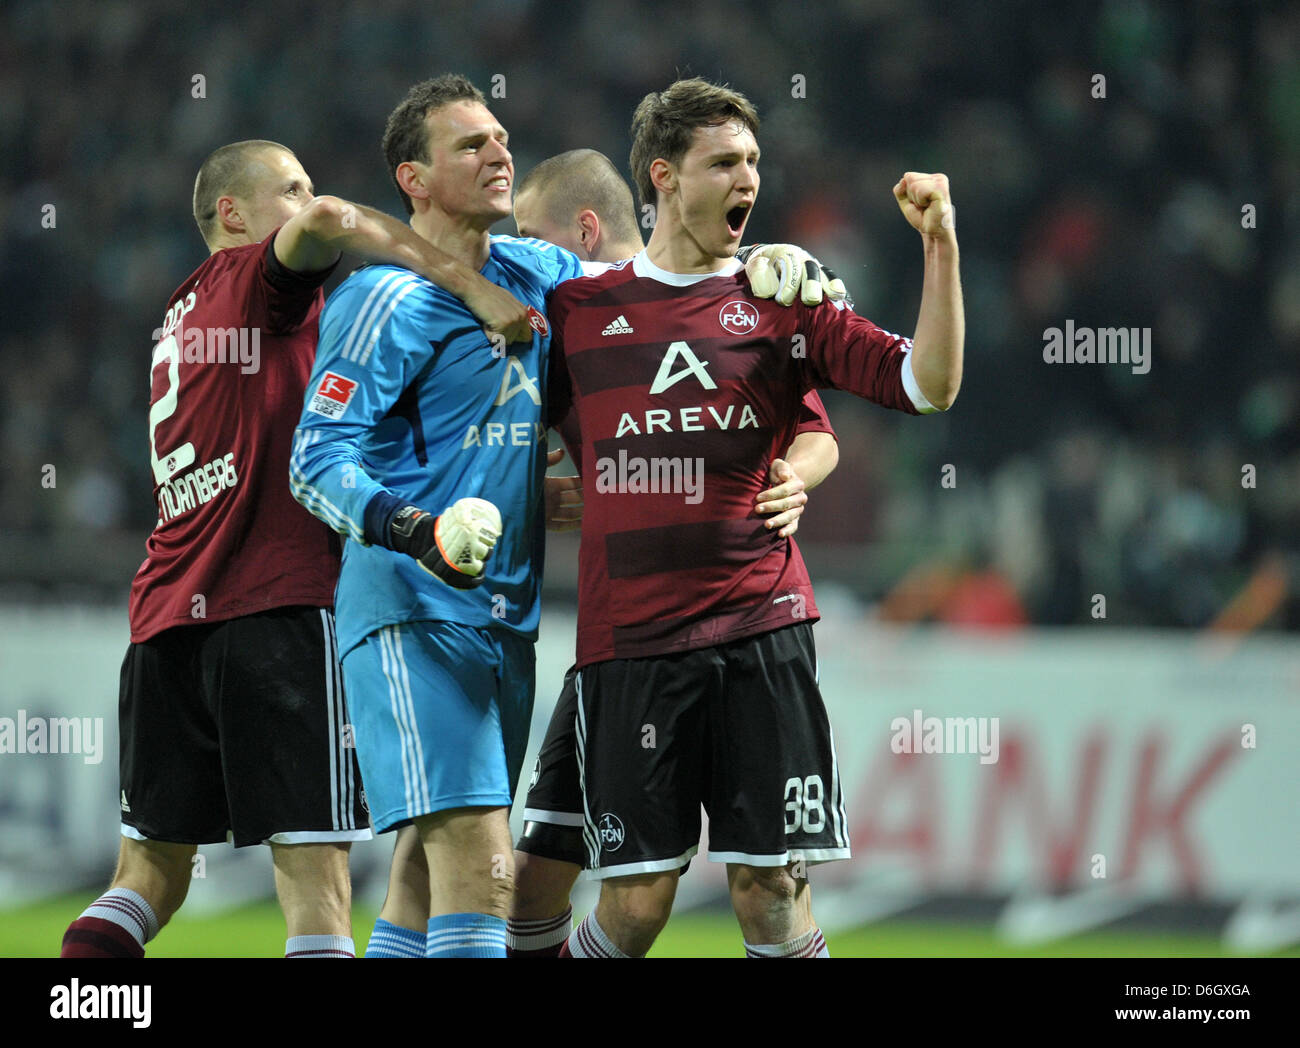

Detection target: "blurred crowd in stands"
[2, 0, 1296, 629]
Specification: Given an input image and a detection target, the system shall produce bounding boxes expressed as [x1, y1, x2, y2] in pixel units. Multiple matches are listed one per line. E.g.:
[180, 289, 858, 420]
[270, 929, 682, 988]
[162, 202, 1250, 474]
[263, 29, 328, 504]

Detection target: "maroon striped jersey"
[128, 234, 340, 643]
[554, 388, 834, 467]
[548, 252, 934, 668]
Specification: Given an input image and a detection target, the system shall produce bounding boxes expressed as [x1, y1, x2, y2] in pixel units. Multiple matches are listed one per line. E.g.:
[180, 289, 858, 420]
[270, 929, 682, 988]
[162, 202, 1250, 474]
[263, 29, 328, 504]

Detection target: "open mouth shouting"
[726, 201, 752, 238]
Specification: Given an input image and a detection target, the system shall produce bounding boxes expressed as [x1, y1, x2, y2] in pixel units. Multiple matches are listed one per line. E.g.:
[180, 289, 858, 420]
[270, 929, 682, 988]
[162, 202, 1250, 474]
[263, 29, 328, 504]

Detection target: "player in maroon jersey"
[60, 139, 537, 959]
[545, 80, 963, 958]
[509, 149, 842, 955]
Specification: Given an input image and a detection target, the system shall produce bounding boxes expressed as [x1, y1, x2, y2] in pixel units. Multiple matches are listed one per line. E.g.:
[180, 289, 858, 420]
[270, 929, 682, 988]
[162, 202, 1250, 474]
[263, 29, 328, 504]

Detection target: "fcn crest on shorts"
[598, 812, 625, 851]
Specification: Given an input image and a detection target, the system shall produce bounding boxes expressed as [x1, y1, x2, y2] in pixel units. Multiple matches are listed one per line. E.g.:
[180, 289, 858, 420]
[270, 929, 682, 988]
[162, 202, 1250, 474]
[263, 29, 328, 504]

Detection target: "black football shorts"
[574, 622, 850, 879]
[118, 605, 370, 847]
[516, 666, 585, 865]
[521, 666, 583, 827]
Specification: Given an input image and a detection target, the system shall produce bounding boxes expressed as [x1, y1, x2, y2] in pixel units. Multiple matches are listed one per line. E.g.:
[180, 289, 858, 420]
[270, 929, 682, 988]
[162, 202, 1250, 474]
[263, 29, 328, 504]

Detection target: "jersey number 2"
[149, 333, 196, 484]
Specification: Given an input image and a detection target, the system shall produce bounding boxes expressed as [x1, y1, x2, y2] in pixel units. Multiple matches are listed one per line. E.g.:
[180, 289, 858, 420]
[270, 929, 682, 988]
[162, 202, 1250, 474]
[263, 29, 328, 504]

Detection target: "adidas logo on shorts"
[602, 315, 634, 336]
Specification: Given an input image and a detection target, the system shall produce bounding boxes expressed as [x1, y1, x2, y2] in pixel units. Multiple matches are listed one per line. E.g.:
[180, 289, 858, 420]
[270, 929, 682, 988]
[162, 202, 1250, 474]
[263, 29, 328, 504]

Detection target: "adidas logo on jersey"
[602, 315, 634, 336]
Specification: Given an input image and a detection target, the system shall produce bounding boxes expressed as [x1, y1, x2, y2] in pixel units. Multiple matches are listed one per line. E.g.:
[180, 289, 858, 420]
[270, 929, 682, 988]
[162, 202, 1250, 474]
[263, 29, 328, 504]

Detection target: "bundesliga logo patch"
[308, 372, 358, 419]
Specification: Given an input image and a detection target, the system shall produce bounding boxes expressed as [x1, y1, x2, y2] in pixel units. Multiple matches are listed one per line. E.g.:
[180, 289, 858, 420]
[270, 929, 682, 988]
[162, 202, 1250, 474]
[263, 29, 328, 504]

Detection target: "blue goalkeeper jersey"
[291, 234, 584, 657]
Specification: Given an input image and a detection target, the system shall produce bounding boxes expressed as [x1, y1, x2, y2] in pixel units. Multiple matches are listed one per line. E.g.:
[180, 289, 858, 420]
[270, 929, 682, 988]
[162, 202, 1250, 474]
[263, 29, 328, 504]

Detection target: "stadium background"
[1, 0, 1297, 957]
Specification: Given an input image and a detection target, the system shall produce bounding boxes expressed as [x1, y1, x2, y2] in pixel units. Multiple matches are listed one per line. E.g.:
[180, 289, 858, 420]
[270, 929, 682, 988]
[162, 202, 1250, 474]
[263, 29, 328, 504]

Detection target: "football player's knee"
[607, 884, 674, 938]
[283, 844, 350, 887]
[114, 843, 194, 924]
[275, 845, 353, 919]
[312, 864, 353, 912]
[731, 865, 798, 915]
[513, 850, 578, 917]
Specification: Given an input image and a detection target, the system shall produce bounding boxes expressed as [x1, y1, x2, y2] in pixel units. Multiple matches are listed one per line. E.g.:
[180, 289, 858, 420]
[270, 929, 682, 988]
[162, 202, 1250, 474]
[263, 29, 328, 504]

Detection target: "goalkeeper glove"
[740, 244, 852, 308]
[389, 498, 502, 589]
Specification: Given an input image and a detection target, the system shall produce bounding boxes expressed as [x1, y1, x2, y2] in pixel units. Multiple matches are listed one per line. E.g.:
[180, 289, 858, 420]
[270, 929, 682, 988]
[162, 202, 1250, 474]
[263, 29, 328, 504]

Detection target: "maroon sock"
[508, 940, 567, 958]
[506, 908, 572, 958]
[61, 917, 145, 959]
[60, 888, 158, 958]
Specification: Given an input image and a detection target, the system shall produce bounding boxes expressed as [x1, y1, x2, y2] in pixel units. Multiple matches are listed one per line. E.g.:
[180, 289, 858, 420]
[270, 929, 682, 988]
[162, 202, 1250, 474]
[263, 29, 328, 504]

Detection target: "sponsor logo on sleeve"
[308, 372, 358, 419]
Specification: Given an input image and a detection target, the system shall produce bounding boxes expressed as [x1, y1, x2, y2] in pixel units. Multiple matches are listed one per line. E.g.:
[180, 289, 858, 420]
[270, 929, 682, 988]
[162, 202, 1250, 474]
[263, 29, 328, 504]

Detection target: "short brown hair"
[629, 78, 760, 209]
[382, 74, 487, 216]
[515, 149, 641, 247]
[192, 140, 291, 246]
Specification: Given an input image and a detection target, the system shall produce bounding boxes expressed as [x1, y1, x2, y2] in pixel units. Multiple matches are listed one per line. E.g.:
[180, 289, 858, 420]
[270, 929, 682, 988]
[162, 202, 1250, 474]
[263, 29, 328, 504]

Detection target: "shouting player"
[60, 139, 535, 959]
[545, 78, 963, 958]
[505, 148, 842, 957]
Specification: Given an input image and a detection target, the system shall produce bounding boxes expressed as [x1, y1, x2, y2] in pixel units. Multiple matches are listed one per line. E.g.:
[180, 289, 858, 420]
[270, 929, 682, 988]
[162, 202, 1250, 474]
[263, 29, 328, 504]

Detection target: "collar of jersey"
[632, 250, 742, 286]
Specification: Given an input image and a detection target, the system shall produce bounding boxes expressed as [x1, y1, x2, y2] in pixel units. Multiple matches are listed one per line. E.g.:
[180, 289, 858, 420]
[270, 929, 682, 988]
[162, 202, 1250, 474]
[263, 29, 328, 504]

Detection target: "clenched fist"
[894, 172, 955, 241]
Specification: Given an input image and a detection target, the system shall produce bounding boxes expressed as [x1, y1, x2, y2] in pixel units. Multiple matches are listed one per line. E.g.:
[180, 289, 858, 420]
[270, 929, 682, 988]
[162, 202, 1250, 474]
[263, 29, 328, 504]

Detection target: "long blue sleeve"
[291, 267, 441, 544]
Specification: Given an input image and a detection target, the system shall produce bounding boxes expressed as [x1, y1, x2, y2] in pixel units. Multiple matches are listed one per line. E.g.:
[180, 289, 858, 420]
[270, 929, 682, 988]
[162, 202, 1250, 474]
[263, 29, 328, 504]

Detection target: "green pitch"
[8, 896, 1298, 957]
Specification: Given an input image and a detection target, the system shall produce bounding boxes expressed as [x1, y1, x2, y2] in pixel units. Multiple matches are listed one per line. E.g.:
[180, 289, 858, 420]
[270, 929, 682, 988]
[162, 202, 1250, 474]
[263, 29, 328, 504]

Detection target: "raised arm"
[893, 172, 964, 410]
[274, 195, 533, 344]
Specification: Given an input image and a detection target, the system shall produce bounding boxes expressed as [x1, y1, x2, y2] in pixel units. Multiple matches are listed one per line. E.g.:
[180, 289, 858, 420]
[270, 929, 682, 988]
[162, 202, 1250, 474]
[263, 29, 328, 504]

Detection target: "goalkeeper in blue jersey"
[290, 74, 592, 958]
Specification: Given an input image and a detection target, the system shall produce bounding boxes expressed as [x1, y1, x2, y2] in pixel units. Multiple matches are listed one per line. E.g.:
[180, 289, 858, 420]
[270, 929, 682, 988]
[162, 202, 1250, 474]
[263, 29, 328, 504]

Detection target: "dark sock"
[61, 888, 159, 958]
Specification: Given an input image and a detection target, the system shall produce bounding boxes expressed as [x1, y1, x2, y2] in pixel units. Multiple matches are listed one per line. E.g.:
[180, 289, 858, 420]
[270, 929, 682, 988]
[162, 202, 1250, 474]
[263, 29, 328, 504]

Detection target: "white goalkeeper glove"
[389, 498, 502, 589]
[741, 244, 851, 308]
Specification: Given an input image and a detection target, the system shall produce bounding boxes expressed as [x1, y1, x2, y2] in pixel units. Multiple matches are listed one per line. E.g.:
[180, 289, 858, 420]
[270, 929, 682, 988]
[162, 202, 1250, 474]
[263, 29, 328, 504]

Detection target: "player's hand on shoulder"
[755, 458, 809, 539]
[893, 172, 955, 241]
[742, 244, 851, 309]
[461, 274, 536, 346]
[544, 448, 583, 532]
[389, 499, 502, 588]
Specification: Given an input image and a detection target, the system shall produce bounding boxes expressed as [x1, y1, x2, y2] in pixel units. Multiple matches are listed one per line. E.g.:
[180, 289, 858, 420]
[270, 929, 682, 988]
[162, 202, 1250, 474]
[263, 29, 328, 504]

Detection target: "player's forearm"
[289, 426, 380, 544]
[784, 432, 838, 491]
[909, 235, 964, 411]
[290, 423, 456, 557]
[301, 197, 484, 299]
